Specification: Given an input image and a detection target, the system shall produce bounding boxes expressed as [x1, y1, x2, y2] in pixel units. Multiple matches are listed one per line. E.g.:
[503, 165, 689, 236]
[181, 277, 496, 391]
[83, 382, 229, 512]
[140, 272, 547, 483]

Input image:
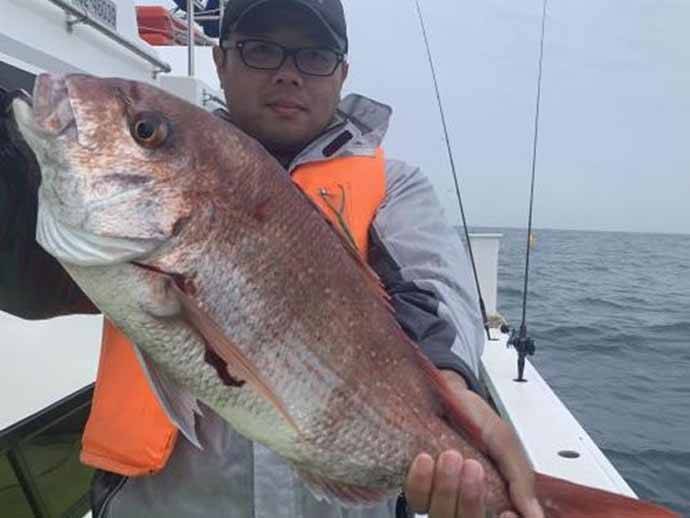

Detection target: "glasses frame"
[222, 38, 345, 77]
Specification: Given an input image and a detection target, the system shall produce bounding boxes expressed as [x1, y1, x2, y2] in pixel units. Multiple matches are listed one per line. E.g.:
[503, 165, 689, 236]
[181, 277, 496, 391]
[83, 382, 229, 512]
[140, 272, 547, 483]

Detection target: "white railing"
[45, 0, 171, 76]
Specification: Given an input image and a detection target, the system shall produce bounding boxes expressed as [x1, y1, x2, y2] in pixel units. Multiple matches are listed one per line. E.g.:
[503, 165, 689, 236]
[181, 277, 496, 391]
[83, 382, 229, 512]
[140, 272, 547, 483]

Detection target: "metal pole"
[187, 0, 196, 76]
[219, 0, 226, 38]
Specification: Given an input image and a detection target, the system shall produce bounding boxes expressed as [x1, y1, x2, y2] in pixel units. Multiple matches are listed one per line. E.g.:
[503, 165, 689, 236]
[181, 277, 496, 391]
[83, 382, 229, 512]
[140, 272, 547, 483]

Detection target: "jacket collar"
[215, 94, 392, 173]
[287, 94, 392, 172]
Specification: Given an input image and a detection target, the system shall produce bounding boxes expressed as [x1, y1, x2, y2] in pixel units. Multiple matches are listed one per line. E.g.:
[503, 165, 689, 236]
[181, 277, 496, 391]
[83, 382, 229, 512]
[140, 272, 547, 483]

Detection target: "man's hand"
[403, 371, 544, 518]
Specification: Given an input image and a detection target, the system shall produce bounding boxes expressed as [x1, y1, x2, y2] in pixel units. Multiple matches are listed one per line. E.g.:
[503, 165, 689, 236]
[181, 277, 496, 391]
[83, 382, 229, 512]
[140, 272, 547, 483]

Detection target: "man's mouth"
[266, 99, 306, 117]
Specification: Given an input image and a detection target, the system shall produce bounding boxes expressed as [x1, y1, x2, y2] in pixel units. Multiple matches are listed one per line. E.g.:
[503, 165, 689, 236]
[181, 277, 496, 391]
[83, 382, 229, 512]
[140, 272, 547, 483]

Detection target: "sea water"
[487, 227, 689, 515]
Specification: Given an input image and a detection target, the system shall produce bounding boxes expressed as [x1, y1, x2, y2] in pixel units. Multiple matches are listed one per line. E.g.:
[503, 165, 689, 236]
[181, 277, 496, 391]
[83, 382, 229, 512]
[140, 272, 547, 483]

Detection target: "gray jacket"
[0, 92, 485, 518]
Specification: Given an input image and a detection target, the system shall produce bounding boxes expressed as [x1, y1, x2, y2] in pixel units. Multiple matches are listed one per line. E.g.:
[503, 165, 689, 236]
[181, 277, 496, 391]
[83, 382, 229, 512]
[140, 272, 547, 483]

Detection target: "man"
[0, 1, 542, 517]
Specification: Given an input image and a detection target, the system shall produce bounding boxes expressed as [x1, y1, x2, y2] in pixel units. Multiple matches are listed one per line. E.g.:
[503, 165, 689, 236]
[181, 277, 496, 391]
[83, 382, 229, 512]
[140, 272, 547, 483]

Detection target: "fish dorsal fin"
[171, 282, 300, 433]
[296, 184, 484, 447]
[392, 323, 488, 452]
[295, 185, 393, 312]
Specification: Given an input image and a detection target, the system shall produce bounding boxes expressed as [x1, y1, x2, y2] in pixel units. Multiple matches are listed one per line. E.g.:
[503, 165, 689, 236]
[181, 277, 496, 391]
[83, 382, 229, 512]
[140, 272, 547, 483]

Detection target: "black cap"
[220, 0, 348, 53]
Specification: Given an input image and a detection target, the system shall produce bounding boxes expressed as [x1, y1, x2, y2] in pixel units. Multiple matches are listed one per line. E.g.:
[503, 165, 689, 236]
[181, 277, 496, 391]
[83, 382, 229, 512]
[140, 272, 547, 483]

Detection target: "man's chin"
[259, 132, 310, 160]
[257, 125, 310, 151]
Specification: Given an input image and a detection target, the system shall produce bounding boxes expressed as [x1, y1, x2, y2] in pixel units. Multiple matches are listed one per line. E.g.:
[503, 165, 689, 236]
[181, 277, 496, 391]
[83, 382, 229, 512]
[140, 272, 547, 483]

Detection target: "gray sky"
[341, 0, 689, 235]
[156, 1, 690, 234]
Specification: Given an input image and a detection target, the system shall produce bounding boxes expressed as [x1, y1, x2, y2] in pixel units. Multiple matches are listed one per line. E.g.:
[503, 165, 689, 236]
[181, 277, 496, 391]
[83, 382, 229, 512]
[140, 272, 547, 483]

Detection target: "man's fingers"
[456, 459, 486, 518]
[447, 388, 543, 518]
[482, 411, 543, 518]
[404, 453, 434, 513]
[428, 451, 462, 518]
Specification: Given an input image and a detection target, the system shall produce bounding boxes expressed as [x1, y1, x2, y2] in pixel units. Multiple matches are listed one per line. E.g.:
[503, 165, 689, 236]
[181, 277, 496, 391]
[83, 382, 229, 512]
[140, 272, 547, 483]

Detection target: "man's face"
[213, 6, 349, 157]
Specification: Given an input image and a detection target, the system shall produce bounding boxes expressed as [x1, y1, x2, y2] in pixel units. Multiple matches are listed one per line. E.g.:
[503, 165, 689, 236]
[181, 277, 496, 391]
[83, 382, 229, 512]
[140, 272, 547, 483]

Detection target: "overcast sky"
[153, 1, 690, 234]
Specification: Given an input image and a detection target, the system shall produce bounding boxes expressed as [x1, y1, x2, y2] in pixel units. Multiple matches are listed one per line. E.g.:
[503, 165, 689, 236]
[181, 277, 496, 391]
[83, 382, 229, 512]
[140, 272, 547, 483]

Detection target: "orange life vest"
[81, 149, 386, 476]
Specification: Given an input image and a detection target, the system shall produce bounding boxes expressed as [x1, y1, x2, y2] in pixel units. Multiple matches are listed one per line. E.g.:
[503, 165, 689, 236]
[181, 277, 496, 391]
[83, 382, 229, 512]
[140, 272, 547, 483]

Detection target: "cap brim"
[229, 0, 347, 52]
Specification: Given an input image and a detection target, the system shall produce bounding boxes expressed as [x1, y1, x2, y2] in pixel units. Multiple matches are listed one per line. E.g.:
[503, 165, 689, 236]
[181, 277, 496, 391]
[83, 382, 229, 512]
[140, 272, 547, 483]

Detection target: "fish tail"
[535, 473, 679, 518]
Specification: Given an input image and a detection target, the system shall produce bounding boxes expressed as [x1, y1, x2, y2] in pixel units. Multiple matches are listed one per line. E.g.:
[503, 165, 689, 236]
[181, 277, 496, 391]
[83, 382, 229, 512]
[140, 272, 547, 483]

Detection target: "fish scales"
[179, 143, 455, 485]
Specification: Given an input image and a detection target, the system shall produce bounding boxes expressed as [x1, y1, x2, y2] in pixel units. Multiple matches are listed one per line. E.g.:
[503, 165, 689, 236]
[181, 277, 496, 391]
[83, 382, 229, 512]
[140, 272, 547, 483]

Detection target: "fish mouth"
[33, 74, 76, 136]
[11, 74, 76, 139]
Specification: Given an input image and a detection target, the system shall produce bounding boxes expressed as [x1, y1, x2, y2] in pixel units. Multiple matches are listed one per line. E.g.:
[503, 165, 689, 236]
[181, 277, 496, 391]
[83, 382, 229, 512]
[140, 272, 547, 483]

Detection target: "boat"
[0, 1, 644, 516]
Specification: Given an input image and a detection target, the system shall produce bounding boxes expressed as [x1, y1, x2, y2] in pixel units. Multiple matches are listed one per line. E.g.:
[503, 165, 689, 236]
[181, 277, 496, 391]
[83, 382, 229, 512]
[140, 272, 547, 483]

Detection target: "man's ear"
[339, 60, 350, 85]
[213, 46, 227, 89]
[212, 45, 225, 70]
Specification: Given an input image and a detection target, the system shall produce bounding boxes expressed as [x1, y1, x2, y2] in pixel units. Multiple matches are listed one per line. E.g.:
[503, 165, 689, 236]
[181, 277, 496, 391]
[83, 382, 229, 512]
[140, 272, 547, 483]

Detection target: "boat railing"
[45, 0, 172, 77]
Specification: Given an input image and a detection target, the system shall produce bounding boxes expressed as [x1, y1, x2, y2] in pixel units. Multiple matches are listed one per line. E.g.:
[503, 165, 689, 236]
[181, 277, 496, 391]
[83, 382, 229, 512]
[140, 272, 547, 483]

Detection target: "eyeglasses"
[222, 39, 344, 77]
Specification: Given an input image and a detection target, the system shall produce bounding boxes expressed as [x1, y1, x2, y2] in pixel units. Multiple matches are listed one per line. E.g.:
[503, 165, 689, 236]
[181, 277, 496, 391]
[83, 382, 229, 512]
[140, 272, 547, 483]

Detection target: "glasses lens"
[241, 40, 284, 69]
[296, 48, 339, 76]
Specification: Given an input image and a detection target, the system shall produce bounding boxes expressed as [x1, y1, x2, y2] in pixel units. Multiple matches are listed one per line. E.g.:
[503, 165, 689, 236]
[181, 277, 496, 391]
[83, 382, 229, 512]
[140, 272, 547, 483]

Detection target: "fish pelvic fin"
[535, 472, 679, 518]
[135, 347, 204, 449]
[171, 281, 300, 434]
[294, 466, 395, 508]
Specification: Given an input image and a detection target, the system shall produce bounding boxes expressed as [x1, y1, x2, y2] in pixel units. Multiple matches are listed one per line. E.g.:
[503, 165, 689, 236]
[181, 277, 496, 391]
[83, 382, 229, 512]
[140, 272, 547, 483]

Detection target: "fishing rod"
[413, 0, 494, 342]
[506, 0, 549, 382]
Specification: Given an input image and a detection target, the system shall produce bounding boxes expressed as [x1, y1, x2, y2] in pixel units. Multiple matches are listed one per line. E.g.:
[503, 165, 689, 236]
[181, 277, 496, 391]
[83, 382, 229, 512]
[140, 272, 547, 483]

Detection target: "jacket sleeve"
[368, 159, 486, 395]
[0, 89, 98, 319]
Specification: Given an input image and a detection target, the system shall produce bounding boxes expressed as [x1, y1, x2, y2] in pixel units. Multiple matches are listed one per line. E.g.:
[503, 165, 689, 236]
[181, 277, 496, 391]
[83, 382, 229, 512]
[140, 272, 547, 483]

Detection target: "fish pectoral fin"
[171, 282, 299, 433]
[294, 466, 394, 508]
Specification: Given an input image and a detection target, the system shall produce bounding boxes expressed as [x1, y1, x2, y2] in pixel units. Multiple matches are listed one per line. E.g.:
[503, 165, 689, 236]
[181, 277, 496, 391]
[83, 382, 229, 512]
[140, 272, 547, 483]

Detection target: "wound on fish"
[253, 197, 272, 222]
[204, 347, 245, 387]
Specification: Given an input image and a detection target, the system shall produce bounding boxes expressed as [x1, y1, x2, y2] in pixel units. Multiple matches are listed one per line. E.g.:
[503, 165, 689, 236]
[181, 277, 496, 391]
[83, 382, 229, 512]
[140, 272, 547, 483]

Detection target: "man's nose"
[272, 55, 304, 87]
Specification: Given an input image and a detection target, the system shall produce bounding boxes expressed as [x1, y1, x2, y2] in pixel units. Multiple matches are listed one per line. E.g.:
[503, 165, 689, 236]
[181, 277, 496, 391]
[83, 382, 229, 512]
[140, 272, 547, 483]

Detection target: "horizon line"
[454, 225, 690, 237]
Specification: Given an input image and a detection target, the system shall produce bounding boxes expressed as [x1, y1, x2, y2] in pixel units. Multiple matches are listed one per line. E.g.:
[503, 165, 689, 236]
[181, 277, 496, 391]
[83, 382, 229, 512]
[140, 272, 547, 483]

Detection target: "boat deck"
[482, 330, 636, 497]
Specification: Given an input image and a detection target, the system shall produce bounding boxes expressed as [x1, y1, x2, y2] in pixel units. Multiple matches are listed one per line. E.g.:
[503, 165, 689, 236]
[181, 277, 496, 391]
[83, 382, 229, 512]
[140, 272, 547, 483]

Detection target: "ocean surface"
[482, 227, 689, 515]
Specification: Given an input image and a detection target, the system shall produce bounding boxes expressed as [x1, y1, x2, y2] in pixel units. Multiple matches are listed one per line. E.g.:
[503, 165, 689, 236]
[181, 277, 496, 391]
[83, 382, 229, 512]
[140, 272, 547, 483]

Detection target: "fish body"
[11, 74, 678, 517]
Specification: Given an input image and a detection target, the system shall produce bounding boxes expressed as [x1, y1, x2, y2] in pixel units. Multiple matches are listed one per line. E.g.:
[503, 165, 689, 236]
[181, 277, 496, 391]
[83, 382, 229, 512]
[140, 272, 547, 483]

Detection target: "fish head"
[11, 73, 207, 267]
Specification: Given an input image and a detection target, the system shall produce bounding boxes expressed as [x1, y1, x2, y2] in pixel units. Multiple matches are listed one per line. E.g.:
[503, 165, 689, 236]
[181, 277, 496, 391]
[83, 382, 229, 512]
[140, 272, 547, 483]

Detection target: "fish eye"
[131, 112, 169, 148]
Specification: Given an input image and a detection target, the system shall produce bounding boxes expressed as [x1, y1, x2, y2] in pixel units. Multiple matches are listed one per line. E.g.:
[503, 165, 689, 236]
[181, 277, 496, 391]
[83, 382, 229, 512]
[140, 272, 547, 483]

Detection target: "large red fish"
[11, 74, 677, 517]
